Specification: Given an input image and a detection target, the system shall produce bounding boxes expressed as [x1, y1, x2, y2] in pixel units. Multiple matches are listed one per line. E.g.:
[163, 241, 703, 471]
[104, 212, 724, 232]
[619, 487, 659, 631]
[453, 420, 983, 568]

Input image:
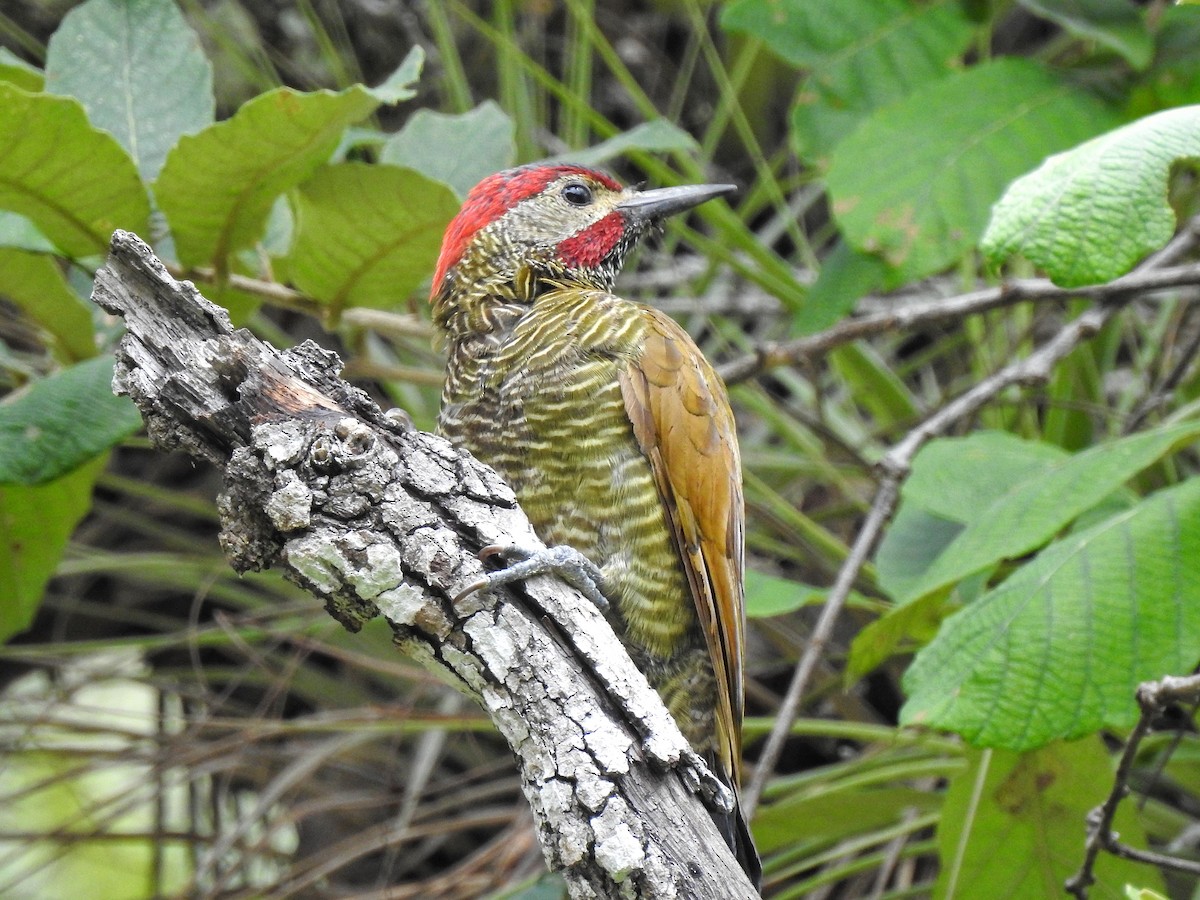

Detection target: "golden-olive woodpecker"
[430, 163, 759, 883]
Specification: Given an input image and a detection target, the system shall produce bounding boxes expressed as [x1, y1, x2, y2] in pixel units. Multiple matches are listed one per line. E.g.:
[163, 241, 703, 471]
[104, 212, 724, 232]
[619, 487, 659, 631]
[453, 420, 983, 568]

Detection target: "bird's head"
[429, 163, 734, 334]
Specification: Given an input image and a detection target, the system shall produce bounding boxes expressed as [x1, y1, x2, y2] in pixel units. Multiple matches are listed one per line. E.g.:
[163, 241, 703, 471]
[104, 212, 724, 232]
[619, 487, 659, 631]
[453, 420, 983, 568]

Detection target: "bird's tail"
[711, 760, 762, 892]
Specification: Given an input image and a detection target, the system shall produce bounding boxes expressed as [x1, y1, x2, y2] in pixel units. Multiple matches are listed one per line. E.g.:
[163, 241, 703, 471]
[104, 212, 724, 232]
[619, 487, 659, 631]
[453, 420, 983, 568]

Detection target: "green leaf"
[1127, 6, 1200, 116]
[723, 0, 974, 164]
[874, 505, 963, 601]
[745, 570, 825, 618]
[982, 105, 1200, 287]
[826, 58, 1120, 280]
[555, 120, 699, 166]
[0, 457, 105, 643]
[936, 742, 1160, 899]
[155, 52, 423, 269]
[381, 101, 514, 198]
[0, 83, 150, 258]
[369, 45, 424, 104]
[829, 343, 918, 428]
[0, 356, 142, 485]
[44, 0, 214, 181]
[797, 242, 887, 334]
[285, 162, 460, 317]
[1018, 0, 1153, 70]
[0, 211, 59, 254]
[847, 589, 956, 681]
[902, 431, 1071, 525]
[0, 249, 95, 362]
[789, 78, 864, 166]
[901, 421, 1200, 604]
[756, 784, 936, 852]
[901, 477, 1200, 749]
[721, 0, 972, 104]
[0, 48, 43, 92]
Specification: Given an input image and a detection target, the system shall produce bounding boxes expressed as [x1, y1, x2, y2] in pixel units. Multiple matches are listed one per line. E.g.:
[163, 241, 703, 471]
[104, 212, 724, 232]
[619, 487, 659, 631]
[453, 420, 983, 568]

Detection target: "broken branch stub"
[91, 230, 756, 899]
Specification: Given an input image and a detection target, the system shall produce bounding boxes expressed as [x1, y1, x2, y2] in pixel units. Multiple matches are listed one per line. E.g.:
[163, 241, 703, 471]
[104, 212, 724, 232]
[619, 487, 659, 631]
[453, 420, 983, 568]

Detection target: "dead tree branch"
[91, 230, 757, 900]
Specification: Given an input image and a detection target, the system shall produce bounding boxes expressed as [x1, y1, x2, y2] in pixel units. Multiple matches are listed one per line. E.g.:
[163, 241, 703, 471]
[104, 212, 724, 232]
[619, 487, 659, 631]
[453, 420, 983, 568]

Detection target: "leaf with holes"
[935, 742, 1160, 898]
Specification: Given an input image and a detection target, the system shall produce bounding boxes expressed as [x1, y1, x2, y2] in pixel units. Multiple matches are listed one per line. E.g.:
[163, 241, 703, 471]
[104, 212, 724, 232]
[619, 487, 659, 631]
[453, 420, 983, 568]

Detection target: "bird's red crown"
[431, 164, 623, 295]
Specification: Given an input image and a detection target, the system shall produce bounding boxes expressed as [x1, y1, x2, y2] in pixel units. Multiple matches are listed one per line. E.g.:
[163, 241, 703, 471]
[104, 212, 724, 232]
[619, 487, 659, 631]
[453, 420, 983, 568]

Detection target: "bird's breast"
[437, 295, 702, 664]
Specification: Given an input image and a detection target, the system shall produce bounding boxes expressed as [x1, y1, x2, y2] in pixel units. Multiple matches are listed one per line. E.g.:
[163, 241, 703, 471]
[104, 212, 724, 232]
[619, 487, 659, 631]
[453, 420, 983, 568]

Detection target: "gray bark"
[91, 230, 758, 899]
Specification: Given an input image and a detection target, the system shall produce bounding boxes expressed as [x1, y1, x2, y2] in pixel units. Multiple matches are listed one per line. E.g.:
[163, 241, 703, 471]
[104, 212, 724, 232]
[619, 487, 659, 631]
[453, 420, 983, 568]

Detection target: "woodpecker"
[430, 163, 759, 885]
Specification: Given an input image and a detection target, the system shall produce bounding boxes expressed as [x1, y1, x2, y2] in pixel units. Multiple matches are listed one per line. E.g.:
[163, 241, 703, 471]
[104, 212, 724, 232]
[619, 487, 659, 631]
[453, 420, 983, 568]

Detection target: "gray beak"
[616, 182, 736, 222]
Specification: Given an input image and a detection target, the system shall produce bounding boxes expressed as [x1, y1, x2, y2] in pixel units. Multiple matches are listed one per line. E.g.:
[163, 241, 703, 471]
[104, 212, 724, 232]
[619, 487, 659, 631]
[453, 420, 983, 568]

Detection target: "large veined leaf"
[850, 428, 1161, 679]
[899, 421, 1200, 604]
[0, 84, 150, 258]
[286, 162, 460, 318]
[935, 742, 1159, 898]
[723, 0, 974, 163]
[825, 58, 1119, 280]
[898, 431, 1072, 526]
[901, 477, 1200, 749]
[155, 48, 423, 269]
[983, 105, 1200, 287]
[45, 0, 214, 180]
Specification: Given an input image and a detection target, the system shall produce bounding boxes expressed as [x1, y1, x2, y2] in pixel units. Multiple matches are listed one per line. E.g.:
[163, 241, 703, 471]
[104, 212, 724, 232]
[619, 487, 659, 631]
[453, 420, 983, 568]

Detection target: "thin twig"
[719, 261, 1200, 385]
[741, 221, 1200, 817]
[1066, 672, 1200, 899]
[1123, 303, 1200, 434]
[168, 264, 432, 339]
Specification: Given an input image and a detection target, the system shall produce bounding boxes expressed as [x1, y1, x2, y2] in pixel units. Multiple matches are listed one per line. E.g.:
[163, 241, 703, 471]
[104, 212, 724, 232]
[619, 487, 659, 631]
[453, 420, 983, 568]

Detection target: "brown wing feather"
[619, 307, 746, 786]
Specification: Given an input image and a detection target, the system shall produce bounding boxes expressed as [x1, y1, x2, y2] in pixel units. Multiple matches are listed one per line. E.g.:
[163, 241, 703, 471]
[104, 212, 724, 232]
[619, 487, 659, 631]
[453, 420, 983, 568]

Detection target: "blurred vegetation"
[2, 0, 1200, 897]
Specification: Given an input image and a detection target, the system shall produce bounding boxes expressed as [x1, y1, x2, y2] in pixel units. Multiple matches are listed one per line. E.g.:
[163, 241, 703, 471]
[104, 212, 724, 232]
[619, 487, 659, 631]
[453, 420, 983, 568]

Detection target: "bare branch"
[719, 259, 1200, 386]
[92, 231, 757, 900]
[1066, 673, 1200, 899]
[169, 263, 433, 340]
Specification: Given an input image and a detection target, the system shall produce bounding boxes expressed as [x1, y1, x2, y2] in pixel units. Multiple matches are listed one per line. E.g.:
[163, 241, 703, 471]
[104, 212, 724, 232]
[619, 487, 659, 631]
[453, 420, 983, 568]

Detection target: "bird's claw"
[675, 748, 735, 815]
[453, 543, 610, 611]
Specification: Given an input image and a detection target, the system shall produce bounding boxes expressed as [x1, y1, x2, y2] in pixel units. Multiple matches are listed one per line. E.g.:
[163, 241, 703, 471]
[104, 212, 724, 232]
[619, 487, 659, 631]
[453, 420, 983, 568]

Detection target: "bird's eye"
[562, 182, 593, 207]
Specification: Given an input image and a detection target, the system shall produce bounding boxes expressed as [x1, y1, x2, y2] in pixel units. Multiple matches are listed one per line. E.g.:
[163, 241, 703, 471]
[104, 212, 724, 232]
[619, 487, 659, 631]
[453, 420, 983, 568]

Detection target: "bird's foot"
[453, 543, 610, 611]
[675, 748, 735, 815]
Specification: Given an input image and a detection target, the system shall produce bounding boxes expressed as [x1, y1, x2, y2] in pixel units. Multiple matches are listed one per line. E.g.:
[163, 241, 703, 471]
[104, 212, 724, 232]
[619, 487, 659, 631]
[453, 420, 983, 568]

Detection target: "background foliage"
[2, 0, 1200, 897]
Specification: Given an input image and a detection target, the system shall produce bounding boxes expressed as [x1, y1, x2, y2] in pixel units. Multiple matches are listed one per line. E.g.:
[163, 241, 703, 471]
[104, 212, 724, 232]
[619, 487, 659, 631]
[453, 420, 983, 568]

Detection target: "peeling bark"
[92, 230, 758, 899]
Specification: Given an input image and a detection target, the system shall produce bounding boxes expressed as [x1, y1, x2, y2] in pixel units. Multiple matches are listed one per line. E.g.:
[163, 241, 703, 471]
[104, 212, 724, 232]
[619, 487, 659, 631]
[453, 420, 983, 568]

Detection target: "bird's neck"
[432, 265, 614, 343]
